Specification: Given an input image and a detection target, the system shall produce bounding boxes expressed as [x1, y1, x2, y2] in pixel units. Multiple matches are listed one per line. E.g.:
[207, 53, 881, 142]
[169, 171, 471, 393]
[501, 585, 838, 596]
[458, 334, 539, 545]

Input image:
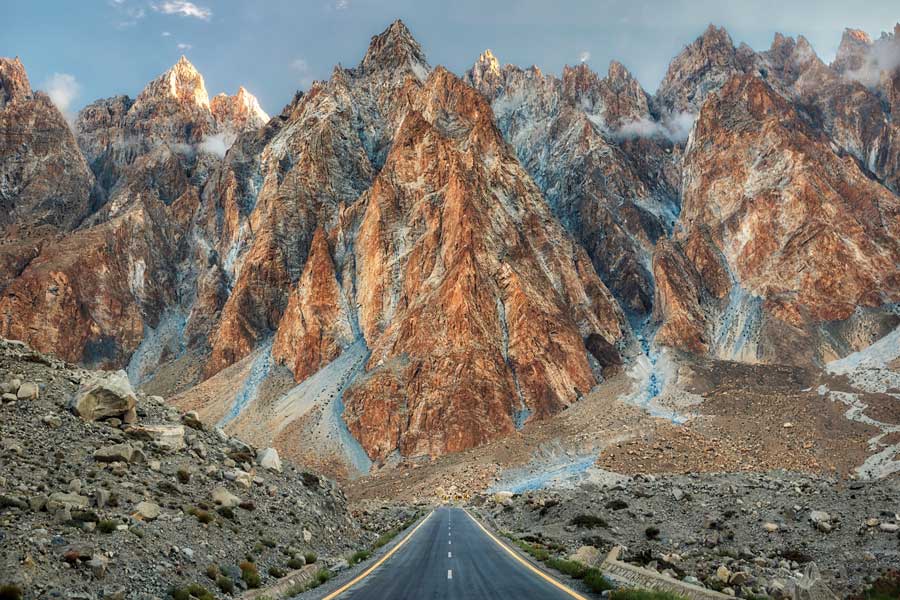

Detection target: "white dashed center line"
[448, 569, 453, 580]
[448, 551, 452, 558]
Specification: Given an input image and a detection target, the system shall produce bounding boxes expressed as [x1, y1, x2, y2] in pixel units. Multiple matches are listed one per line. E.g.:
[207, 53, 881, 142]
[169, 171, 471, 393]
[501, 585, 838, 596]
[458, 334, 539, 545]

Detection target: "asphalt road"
[326, 506, 587, 599]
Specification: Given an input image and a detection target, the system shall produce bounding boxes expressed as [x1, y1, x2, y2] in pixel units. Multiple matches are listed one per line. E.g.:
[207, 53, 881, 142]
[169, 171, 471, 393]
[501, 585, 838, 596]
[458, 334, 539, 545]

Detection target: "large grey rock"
[134, 501, 161, 520]
[257, 447, 282, 473]
[125, 424, 185, 451]
[212, 487, 241, 509]
[93, 443, 135, 463]
[16, 381, 39, 400]
[70, 370, 137, 423]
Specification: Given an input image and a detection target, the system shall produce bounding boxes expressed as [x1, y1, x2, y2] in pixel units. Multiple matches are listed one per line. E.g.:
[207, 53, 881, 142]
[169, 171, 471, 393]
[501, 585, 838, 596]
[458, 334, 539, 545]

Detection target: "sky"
[5, 0, 900, 117]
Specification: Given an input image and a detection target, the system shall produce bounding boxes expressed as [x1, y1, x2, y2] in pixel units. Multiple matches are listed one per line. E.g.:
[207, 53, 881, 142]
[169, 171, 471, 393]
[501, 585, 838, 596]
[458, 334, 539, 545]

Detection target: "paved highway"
[319, 506, 588, 599]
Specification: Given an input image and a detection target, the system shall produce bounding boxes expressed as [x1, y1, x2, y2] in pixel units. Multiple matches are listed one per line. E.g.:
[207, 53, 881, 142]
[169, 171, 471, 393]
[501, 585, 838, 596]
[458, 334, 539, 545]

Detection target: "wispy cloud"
[153, 1, 212, 20]
[162, 31, 171, 37]
[579, 50, 591, 63]
[615, 111, 695, 143]
[109, 0, 146, 28]
[42, 73, 80, 122]
[844, 36, 900, 87]
[290, 57, 315, 88]
[334, 0, 350, 10]
[177, 42, 193, 51]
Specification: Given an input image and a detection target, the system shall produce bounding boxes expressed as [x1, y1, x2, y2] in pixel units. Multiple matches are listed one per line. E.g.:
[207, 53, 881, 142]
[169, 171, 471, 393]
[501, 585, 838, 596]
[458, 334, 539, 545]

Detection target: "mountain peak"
[135, 55, 210, 109]
[0, 56, 32, 107]
[359, 19, 430, 80]
[210, 86, 269, 131]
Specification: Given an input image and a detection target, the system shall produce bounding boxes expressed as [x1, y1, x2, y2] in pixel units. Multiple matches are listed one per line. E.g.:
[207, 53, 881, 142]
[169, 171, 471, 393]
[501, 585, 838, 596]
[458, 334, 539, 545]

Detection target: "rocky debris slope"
[0, 338, 373, 599]
[473, 471, 900, 598]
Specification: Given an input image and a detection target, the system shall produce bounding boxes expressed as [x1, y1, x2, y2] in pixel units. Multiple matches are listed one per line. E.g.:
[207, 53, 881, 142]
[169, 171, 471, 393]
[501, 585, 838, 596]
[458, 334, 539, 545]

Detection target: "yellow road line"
[321, 510, 435, 600]
[463, 508, 590, 600]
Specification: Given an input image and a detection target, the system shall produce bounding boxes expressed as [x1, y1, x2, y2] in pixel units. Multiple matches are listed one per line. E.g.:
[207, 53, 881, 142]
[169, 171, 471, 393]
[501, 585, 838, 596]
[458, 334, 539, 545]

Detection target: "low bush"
[545, 557, 588, 579]
[514, 540, 550, 562]
[268, 566, 286, 578]
[215, 575, 234, 594]
[98, 519, 118, 534]
[287, 557, 305, 569]
[204, 564, 219, 580]
[0, 585, 23, 600]
[170, 584, 215, 600]
[303, 552, 317, 565]
[349, 549, 371, 565]
[569, 514, 608, 529]
[583, 568, 614, 593]
[240, 561, 261, 589]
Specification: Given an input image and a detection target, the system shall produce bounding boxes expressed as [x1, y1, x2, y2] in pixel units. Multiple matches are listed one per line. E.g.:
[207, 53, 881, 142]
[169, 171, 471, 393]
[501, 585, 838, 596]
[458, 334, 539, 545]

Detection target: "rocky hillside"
[1, 20, 899, 478]
[0, 338, 376, 599]
[473, 471, 900, 598]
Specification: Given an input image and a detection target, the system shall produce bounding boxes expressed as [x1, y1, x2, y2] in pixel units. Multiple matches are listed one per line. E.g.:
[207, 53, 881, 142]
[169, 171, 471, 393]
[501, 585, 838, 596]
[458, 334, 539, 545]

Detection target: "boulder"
[257, 447, 282, 473]
[134, 501, 161, 520]
[70, 371, 137, 423]
[93, 443, 135, 463]
[212, 487, 241, 509]
[16, 382, 38, 400]
[181, 411, 204, 431]
[47, 492, 90, 511]
[569, 546, 602, 567]
[125, 424, 185, 451]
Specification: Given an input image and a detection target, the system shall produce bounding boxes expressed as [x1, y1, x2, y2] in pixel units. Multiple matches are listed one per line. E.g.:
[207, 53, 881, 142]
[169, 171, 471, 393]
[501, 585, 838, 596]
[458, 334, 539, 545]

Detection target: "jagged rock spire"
[359, 19, 430, 80]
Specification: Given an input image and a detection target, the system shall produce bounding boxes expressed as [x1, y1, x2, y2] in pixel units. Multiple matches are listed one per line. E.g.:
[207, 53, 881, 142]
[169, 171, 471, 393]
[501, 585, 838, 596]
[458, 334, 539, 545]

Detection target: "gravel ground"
[472, 470, 900, 598]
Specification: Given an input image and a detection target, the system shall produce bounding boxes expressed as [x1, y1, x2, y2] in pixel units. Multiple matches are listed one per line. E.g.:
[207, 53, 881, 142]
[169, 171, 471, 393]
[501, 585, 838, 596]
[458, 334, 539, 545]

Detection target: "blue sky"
[5, 0, 899, 117]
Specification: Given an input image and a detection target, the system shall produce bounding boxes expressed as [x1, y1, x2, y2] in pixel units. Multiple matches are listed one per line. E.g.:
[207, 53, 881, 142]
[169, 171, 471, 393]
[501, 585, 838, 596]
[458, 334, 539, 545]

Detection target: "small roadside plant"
[303, 552, 317, 565]
[610, 590, 688, 600]
[545, 557, 588, 579]
[0, 584, 23, 600]
[98, 519, 118, 534]
[215, 575, 234, 594]
[267, 566, 286, 578]
[349, 549, 371, 565]
[239, 561, 261, 589]
[287, 557, 305, 569]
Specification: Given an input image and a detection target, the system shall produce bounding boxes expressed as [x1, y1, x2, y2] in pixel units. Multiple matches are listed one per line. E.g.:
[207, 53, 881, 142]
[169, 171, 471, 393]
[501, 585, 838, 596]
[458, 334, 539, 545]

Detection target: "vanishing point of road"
[315, 506, 589, 600]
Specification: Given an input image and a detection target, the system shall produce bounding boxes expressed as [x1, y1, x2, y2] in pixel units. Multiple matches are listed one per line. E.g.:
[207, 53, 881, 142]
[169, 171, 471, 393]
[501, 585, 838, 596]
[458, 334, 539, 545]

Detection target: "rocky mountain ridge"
[1, 19, 899, 477]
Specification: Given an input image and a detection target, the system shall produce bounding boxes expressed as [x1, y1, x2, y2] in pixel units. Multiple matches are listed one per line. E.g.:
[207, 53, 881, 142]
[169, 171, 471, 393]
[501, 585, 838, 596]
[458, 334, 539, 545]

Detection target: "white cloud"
[109, 0, 146, 28]
[199, 131, 237, 158]
[177, 42, 193, 50]
[579, 50, 591, 63]
[334, 0, 350, 9]
[42, 73, 80, 121]
[615, 111, 696, 143]
[844, 37, 900, 87]
[162, 31, 171, 37]
[290, 57, 315, 88]
[153, 1, 212, 20]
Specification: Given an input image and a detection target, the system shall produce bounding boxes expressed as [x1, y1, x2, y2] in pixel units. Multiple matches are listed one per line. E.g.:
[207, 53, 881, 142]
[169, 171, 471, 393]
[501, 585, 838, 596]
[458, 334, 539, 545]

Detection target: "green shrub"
[287, 557, 305, 569]
[315, 568, 332, 585]
[514, 540, 550, 562]
[261, 537, 277, 548]
[176, 468, 191, 484]
[303, 552, 317, 564]
[373, 528, 400, 549]
[215, 576, 234, 594]
[0, 585, 23, 600]
[546, 557, 588, 579]
[610, 590, 687, 600]
[98, 519, 118, 534]
[194, 510, 214, 525]
[204, 564, 219, 580]
[169, 584, 215, 600]
[349, 549, 371, 565]
[268, 566, 286, 578]
[569, 514, 608, 529]
[240, 561, 261, 589]
[583, 568, 614, 593]
[217, 506, 235, 520]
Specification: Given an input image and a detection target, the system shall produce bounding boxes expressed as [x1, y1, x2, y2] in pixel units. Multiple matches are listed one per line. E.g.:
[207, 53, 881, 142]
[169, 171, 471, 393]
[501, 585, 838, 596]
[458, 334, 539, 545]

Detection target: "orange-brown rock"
[272, 226, 354, 382]
[654, 73, 900, 363]
[343, 67, 626, 461]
